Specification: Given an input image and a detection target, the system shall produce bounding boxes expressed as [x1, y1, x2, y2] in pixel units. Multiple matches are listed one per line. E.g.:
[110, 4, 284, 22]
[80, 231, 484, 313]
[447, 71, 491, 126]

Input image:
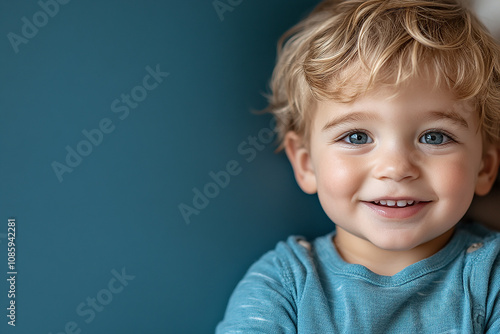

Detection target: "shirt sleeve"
[215, 248, 298, 334]
[485, 247, 500, 333]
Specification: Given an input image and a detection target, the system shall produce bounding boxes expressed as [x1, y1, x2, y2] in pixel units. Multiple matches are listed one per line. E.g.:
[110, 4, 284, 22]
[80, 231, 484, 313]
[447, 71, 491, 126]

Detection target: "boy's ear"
[475, 144, 500, 196]
[284, 131, 317, 194]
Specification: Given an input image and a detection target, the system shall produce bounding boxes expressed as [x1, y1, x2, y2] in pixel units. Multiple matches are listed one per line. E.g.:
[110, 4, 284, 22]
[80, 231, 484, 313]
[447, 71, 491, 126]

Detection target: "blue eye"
[420, 131, 451, 145]
[344, 132, 372, 144]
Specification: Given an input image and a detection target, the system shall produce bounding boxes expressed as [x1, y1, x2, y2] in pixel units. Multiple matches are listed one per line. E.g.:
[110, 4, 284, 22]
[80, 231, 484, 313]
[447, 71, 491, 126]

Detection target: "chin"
[368, 234, 426, 252]
[373, 242, 419, 252]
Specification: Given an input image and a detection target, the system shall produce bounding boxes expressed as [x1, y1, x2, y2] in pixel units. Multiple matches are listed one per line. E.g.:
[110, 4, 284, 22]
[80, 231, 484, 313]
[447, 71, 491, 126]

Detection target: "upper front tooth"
[386, 200, 396, 206]
[379, 200, 387, 205]
[397, 200, 407, 207]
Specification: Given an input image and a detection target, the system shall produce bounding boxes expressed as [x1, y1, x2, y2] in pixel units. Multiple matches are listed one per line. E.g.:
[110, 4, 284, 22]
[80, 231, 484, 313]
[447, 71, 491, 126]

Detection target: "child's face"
[286, 75, 499, 253]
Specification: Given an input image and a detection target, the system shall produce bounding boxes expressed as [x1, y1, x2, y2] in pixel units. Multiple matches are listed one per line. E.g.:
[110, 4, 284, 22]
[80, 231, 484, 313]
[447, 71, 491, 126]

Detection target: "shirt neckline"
[314, 225, 470, 287]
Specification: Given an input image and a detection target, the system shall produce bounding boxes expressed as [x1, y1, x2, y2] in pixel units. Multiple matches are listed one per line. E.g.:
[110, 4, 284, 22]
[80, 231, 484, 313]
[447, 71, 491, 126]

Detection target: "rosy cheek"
[317, 157, 360, 198]
[433, 158, 476, 207]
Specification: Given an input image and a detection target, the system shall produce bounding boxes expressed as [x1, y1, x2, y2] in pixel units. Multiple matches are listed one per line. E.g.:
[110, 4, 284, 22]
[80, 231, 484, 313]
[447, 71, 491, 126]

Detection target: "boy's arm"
[216, 250, 297, 334]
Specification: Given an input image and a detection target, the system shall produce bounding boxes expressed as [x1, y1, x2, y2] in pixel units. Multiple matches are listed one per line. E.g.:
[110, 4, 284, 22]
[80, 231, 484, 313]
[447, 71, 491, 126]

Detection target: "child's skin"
[284, 74, 499, 276]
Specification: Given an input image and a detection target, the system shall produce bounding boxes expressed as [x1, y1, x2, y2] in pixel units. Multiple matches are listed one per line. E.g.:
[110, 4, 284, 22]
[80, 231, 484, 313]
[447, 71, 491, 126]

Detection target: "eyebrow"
[321, 110, 469, 132]
[424, 110, 469, 129]
[321, 112, 380, 131]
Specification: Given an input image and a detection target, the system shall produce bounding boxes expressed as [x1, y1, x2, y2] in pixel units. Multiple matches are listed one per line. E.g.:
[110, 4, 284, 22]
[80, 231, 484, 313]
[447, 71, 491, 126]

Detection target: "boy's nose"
[372, 145, 420, 182]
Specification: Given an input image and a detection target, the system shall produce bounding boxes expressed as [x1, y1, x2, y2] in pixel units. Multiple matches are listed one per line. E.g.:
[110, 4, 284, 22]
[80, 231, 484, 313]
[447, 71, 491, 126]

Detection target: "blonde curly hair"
[266, 0, 500, 148]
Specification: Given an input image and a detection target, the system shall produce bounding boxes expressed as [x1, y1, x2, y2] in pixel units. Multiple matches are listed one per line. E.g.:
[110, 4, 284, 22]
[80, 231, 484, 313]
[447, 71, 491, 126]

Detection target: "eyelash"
[333, 129, 372, 145]
[420, 129, 458, 145]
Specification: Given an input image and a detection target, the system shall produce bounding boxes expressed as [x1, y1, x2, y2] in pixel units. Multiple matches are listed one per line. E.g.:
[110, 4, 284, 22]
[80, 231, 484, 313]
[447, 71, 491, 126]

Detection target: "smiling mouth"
[364, 199, 431, 219]
[371, 200, 419, 208]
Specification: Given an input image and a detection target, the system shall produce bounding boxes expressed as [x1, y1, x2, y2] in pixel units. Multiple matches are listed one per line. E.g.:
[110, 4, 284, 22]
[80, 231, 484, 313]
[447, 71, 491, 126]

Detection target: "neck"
[333, 228, 455, 276]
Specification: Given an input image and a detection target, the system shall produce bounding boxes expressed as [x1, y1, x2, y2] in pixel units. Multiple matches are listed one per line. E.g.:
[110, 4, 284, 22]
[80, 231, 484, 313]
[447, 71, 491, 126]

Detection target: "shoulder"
[227, 232, 336, 303]
[457, 223, 500, 294]
[454, 223, 500, 275]
[458, 222, 500, 259]
[249, 233, 333, 283]
[459, 224, 500, 333]
[216, 233, 334, 333]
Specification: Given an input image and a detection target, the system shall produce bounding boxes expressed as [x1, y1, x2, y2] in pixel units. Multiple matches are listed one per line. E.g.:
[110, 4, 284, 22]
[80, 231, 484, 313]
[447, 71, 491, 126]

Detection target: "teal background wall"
[0, 1, 333, 333]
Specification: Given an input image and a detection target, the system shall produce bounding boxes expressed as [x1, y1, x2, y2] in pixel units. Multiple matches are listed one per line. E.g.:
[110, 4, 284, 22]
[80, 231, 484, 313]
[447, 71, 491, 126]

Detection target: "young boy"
[217, 0, 500, 332]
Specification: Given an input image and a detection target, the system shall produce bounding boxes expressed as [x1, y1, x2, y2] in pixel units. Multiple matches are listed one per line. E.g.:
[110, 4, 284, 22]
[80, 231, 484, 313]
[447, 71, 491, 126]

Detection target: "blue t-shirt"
[216, 223, 500, 333]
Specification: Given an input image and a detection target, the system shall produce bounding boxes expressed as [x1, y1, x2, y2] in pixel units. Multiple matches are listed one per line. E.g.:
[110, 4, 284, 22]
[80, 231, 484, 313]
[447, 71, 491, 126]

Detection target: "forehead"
[313, 74, 478, 128]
